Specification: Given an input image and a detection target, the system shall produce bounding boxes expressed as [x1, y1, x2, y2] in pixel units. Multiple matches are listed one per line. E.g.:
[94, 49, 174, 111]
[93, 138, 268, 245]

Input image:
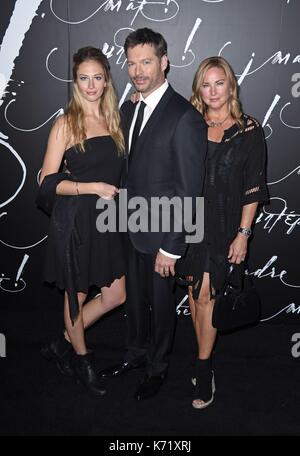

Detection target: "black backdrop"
[0, 0, 299, 327]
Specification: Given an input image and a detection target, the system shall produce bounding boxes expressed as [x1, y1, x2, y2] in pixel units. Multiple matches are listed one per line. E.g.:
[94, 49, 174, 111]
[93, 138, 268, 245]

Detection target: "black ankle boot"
[73, 352, 107, 397]
[41, 334, 74, 376]
[191, 358, 215, 410]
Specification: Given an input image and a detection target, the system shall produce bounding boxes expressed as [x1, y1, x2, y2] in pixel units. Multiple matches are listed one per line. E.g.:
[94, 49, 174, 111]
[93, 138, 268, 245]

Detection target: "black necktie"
[129, 101, 146, 163]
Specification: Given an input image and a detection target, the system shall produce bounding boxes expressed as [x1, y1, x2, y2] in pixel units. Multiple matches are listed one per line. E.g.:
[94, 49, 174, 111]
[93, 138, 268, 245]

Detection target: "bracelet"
[238, 227, 252, 237]
[75, 181, 79, 196]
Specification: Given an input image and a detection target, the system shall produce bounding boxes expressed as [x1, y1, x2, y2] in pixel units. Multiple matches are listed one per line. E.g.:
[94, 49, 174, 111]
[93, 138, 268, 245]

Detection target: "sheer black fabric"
[176, 115, 269, 298]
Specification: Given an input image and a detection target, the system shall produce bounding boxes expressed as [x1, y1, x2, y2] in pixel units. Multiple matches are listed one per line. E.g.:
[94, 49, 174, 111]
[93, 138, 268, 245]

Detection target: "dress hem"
[44, 272, 125, 295]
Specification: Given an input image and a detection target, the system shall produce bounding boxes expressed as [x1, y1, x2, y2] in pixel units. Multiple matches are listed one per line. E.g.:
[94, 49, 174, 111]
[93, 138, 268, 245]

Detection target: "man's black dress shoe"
[134, 374, 165, 401]
[99, 361, 145, 378]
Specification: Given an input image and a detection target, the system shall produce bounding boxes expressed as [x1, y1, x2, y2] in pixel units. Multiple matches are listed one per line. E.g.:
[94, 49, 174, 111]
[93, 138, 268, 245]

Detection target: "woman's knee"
[194, 285, 211, 309]
[193, 273, 211, 309]
[102, 291, 126, 309]
[116, 291, 126, 306]
[194, 293, 210, 309]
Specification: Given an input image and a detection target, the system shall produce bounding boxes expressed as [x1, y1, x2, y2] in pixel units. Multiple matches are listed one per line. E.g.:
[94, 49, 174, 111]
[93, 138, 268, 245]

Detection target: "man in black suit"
[100, 28, 207, 400]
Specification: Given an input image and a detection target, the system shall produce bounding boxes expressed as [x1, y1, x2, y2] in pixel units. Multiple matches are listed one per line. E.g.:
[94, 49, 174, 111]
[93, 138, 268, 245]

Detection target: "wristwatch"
[238, 227, 252, 237]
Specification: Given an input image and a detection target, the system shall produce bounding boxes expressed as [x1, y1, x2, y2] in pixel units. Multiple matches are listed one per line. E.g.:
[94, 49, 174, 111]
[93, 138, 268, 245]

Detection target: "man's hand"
[154, 251, 177, 278]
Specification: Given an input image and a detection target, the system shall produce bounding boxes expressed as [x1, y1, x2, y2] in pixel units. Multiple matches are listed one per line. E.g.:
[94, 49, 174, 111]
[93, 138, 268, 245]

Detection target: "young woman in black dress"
[177, 56, 268, 409]
[39, 47, 126, 396]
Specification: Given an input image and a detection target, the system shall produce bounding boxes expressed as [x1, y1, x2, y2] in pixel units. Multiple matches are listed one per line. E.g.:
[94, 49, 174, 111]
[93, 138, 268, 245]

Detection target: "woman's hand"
[94, 182, 119, 200]
[130, 91, 140, 104]
[227, 233, 248, 264]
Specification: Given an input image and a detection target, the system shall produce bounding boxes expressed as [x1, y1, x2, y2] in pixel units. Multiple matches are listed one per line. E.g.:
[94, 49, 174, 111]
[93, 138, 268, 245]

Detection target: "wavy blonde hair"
[190, 56, 244, 130]
[65, 47, 124, 153]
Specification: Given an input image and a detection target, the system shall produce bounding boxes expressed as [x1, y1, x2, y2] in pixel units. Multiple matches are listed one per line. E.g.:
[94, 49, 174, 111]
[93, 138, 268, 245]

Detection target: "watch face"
[239, 227, 251, 236]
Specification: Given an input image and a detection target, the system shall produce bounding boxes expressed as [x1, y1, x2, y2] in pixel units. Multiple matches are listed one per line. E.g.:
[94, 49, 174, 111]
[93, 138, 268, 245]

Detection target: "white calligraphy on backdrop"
[0, 0, 44, 290]
[0, 0, 43, 105]
[0, 0, 299, 319]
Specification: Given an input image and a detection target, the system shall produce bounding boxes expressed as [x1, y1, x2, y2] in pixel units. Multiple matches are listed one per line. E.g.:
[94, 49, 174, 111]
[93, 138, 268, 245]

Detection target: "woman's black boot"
[41, 334, 74, 376]
[191, 357, 215, 409]
[73, 352, 107, 397]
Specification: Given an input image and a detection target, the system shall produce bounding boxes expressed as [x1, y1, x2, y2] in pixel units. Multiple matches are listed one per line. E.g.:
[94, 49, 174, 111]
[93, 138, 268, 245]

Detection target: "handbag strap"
[222, 263, 245, 294]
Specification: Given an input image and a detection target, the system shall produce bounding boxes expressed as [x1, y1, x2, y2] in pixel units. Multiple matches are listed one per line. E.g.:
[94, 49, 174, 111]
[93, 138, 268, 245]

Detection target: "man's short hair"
[124, 28, 168, 58]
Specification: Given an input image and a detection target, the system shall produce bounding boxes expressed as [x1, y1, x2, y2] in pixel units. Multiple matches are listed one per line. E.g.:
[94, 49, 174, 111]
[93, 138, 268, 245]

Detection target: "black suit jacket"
[121, 85, 207, 255]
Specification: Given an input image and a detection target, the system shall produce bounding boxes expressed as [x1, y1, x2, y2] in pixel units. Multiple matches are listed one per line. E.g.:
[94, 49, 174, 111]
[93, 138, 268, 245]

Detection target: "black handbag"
[212, 264, 261, 332]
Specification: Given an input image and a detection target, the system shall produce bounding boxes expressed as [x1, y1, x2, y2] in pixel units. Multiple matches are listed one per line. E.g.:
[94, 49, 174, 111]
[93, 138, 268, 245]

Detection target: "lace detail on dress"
[224, 130, 240, 143]
[245, 185, 260, 196]
[244, 116, 260, 133]
[224, 115, 259, 141]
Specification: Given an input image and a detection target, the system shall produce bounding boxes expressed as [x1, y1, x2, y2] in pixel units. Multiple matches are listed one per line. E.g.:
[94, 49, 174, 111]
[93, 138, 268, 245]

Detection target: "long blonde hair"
[65, 46, 124, 153]
[190, 56, 244, 129]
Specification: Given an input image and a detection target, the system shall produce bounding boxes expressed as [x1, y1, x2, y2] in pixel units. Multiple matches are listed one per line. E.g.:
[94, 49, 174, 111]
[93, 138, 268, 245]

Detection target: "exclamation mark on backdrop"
[165, 0, 172, 13]
[182, 18, 202, 62]
[15, 254, 29, 287]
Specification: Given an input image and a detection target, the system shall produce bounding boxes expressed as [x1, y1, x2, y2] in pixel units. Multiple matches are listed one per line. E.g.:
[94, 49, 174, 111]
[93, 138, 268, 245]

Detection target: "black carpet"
[1, 293, 300, 439]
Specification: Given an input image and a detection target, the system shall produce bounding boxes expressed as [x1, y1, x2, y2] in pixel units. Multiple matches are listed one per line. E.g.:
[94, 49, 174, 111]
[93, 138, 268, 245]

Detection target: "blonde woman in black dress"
[177, 56, 268, 409]
[39, 47, 126, 396]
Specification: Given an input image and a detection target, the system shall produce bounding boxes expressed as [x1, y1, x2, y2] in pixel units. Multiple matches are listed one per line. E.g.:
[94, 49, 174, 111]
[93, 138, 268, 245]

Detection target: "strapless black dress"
[44, 136, 126, 307]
